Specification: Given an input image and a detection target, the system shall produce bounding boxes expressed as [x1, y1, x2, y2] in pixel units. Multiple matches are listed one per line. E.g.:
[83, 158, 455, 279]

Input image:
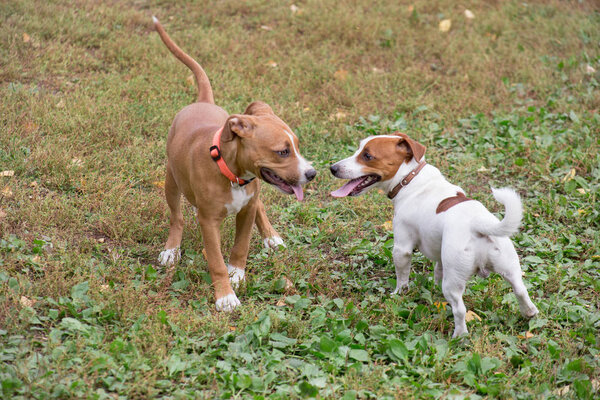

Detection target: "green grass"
[1, 0, 599, 398]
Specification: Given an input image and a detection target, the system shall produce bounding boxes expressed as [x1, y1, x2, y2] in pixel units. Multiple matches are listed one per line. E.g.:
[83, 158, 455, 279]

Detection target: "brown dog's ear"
[394, 132, 426, 162]
[222, 115, 255, 141]
[244, 101, 274, 116]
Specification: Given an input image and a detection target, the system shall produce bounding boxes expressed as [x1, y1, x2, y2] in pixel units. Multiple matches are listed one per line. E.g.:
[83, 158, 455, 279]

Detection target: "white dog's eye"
[275, 149, 290, 157]
[362, 152, 374, 161]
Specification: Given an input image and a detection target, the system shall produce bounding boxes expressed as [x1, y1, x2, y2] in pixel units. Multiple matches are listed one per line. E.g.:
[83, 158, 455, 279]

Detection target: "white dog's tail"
[475, 187, 523, 237]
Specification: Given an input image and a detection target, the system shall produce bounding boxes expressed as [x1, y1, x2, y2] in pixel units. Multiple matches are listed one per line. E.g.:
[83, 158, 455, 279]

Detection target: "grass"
[1, 0, 599, 398]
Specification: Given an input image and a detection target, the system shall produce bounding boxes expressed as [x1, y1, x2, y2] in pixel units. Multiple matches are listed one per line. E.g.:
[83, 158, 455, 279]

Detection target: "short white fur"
[158, 247, 180, 266]
[225, 186, 254, 215]
[284, 130, 313, 183]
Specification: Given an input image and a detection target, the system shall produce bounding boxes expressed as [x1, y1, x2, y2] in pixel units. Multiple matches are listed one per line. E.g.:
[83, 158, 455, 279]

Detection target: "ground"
[1, 0, 599, 399]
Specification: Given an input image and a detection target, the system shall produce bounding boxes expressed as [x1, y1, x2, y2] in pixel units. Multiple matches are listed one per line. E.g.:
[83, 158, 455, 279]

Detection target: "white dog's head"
[330, 132, 426, 197]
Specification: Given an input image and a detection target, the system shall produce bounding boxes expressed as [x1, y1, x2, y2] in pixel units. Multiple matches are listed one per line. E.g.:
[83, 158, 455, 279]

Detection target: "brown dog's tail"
[152, 16, 214, 104]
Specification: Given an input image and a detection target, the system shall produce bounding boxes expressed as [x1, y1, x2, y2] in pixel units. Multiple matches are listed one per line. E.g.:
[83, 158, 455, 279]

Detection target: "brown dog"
[153, 17, 316, 311]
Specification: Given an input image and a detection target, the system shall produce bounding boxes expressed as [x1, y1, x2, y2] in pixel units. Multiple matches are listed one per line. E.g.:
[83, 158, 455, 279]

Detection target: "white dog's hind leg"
[442, 271, 468, 337]
[492, 245, 539, 318]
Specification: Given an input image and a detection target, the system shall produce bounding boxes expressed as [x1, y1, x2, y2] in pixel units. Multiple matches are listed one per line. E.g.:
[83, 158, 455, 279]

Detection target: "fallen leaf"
[152, 180, 165, 189]
[382, 220, 393, 231]
[407, 5, 414, 13]
[284, 276, 294, 291]
[434, 301, 448, 311]
[465, 310, 481, 322]
[186, 74, 195, 86]
[485, 32, 497, 41]
[229, 326, 236, 331]
[525, 331, 534, 339]
[303, 107, 310, 112]
[290, 4, 299, 14]
[23, 33, 31, 43]
[576, 188, 587, 194]
[31, 255, 41, 263]
[260, 25, 273, 31]
[201, 248, 207, 259]
[554, 386, 570, 396]
[99, 284, 109, 292]
[276, 297, 287, 307]
[477, 166, 489, 172]
[1, 187, 13, 198]
[533, 213, 540, 217]
[329, 111, 347, 121]
[71, 158, 83, 167]
[55, 99, 65, 109]
[334, 69, 349, 81]
[371, 67, 384, 73]
[20, 296, 34, 308]
[266, 60, 278, 68]
[0, 209, 6, 219]
[464, 9, 475, 19]
[97, 238, 105, 243]
[586, 64, 596, 74]
[439, 19, 451, 32]
[561, 168, 576, 182]
[23, 121, 38, 134]
[0, 170, 14, 177]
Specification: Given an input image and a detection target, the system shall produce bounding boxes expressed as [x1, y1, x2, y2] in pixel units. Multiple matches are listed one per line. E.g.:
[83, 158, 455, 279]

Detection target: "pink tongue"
[331, 179, 362, 198]
[291, 184, 304, 202]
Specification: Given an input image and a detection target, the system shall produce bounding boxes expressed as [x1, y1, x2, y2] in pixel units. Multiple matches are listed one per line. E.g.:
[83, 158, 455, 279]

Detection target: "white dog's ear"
[223, 115, 255, 141]
[394, 132, 426, 162]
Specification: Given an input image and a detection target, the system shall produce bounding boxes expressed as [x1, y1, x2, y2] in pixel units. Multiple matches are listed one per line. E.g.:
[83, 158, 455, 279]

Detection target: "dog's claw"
[158, 247, 180, 266]
[391, 281, 408, 295]
[215, 293, 241, 312]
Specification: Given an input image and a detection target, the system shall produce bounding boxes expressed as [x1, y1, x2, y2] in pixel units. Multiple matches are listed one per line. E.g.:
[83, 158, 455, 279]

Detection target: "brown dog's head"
[222, 101, 316, 201]
[329, 132, 426, 197]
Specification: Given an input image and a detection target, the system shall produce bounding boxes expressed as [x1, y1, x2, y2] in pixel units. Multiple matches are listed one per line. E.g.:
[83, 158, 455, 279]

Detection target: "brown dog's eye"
[362, 152, 374, 161]
[275, 149, 290, 157]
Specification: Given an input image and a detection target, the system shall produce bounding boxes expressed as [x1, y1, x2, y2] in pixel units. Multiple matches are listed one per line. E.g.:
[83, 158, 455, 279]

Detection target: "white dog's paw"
[263, 236, 286, 250]
[391, 280, 409, 295]
[158, 247, 180, 266]
[452, 326, 469, 338]
[227, 264, 245, 289]
[215, 293, 241, 312]
[522, 304, 539, 319]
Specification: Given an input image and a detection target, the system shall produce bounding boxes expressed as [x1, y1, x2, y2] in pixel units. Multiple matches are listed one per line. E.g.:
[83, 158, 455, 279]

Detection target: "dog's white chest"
[225, 186, 254, 215]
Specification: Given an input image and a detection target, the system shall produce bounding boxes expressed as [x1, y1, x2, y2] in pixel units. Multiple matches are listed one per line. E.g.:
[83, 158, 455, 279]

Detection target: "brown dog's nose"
[305, 169, 317, 182]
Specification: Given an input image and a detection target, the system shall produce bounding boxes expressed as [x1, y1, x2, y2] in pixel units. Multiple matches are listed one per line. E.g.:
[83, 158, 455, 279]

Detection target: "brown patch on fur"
[357, 134, 426, 181]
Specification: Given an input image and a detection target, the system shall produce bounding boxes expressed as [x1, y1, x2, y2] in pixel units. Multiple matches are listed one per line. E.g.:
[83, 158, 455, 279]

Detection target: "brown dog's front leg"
[199, 218, 240, 311]
[228, 200, 258, 288]
[255, 197, 285, 249]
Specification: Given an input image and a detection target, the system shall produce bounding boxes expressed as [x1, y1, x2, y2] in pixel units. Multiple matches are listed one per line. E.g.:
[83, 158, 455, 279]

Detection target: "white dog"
[330, 132, 539, 337]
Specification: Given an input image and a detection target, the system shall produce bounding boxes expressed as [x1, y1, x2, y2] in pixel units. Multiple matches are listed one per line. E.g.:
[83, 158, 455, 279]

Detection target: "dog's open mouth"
[260, 167, 304, 201]
[331, 175, 381, 197]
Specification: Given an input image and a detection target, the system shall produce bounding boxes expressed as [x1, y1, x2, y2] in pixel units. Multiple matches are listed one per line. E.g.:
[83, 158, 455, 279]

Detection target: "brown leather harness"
[436, 192, 474, 214]
[386, 161, 473, 213]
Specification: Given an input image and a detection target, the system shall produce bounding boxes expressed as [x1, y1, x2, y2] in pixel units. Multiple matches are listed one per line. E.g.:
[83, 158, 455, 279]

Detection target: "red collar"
[209, 126, 254, 186]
